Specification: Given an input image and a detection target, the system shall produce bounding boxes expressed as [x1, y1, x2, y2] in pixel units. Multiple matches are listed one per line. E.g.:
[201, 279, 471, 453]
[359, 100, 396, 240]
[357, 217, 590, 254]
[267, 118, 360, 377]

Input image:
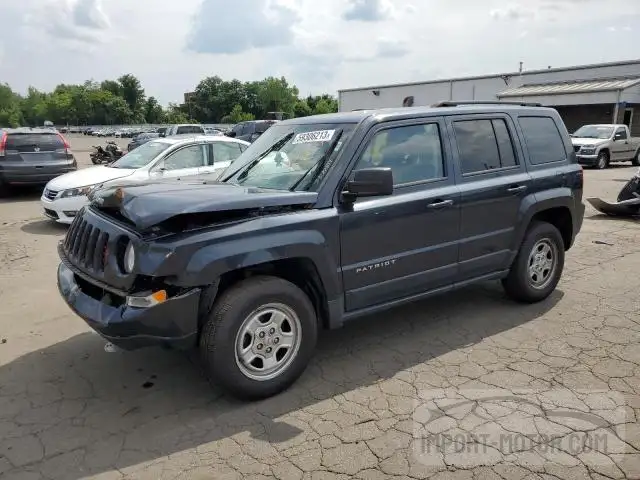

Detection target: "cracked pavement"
[1, 138, 639, 479]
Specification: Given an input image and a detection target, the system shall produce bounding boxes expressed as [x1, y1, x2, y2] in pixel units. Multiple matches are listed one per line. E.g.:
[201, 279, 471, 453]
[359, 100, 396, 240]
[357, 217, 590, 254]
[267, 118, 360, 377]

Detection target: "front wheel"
[199, 275, 318, 400]
[596, 151, 609, 169]
[632, 151, 639, 167]
[502, 221, 565, 303]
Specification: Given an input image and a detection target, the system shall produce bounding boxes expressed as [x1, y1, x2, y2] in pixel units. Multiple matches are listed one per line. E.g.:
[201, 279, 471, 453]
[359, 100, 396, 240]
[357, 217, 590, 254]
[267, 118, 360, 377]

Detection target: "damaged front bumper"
[57, 262, 201, 350]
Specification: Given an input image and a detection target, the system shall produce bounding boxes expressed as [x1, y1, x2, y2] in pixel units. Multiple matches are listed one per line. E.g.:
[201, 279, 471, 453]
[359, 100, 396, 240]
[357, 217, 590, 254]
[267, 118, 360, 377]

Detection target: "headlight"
[124, 242, 136, 273]
[60, 185, 95, 198]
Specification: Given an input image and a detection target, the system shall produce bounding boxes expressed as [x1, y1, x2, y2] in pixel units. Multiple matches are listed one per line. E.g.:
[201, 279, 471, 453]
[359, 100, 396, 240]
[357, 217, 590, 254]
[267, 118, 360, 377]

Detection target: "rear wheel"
[502, 221, 565, 303]
[596, 151, 609, 169]
[199, 275, 318, 400]
[632, 150, 639, 167]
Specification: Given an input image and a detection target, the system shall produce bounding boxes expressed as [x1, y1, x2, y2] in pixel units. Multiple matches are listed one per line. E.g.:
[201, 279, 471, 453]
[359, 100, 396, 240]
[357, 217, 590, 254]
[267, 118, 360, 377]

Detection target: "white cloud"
[0, 0, 639, 106]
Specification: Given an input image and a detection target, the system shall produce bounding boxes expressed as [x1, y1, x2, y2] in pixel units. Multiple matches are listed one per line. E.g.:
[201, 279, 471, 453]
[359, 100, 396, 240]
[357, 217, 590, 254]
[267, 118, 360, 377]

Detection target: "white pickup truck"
[571, 124, 640, 169]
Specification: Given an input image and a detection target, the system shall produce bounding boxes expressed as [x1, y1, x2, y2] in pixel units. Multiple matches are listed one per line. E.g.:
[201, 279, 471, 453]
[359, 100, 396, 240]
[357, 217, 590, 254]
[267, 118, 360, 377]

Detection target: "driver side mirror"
[226, 131, 236, 138]
[341, 168, 393, 202]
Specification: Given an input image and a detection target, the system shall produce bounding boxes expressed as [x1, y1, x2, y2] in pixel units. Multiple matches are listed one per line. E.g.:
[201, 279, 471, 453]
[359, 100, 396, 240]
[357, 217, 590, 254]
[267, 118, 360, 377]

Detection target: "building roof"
[498, 77, 640, 97]
[337, 58, 640, 93]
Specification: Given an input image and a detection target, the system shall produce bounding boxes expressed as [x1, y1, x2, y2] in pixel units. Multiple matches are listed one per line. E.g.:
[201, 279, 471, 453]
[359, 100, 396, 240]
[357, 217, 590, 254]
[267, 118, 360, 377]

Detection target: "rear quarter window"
[518, 116, 567, 165]
[6, 133, 64, 151]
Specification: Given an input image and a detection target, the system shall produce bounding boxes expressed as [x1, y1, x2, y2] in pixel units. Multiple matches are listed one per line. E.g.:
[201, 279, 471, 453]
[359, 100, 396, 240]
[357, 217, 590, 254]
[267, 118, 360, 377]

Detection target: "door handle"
[427, 199, 453, 209]
[507, 185, 527, 193]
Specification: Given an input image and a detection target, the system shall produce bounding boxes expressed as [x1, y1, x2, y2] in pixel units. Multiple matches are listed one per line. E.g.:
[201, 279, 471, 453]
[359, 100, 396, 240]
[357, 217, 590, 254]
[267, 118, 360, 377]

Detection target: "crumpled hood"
[89, 179, 318, 230]
[571, 137, 607, 147]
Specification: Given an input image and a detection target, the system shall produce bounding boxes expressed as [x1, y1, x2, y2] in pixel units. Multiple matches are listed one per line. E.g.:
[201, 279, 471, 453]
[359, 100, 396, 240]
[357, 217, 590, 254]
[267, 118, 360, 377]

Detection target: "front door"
[611, 126, 634, 161]
[446, 114, 532, 279]
[339, 118, 461, 312]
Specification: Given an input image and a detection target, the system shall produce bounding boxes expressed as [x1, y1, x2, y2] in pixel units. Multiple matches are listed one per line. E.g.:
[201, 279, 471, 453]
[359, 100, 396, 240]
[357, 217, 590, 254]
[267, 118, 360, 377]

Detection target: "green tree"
[293, 99, 312, 117]
[256, 76, 298, 118]
[307, 94, 338, 114]
[223, 104, 254, 123]
[0, 84, 24, 127]
[21, 87, 49, 126]
[144, 96, 164, 123]
[165, 103, 191, 123]
[118, 74, 145, 119]
[100, 80, 122, 97]
[313, 99, 336, 115]
[46, 91, 74, 125]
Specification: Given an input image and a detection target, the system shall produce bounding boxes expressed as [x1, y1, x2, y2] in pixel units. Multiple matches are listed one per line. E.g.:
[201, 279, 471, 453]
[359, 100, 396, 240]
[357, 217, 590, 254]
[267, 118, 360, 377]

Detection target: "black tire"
[596, 150, 609, 169]
[199, 275, 318, 400]
[632, 151, 640, 167]
[502, 221, 565, 303]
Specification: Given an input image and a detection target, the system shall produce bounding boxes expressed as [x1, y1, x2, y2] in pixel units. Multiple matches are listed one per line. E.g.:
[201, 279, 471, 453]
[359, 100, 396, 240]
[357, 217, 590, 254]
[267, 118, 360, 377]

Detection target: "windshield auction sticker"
[292, 130, 336, 144]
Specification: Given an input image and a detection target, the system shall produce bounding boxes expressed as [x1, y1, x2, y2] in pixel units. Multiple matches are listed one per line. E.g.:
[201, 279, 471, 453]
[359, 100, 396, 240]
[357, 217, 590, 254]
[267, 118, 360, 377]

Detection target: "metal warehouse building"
[338, 59, 640, 135]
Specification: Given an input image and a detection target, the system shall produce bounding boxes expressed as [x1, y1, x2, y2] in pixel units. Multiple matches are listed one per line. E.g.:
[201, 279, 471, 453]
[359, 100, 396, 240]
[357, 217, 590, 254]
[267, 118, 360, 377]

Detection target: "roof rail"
[431, 101, 543, 107]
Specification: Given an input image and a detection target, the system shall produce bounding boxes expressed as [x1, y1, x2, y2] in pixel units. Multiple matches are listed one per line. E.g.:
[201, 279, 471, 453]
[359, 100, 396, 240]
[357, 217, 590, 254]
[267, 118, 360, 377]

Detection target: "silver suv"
[163, 124, 206, 137]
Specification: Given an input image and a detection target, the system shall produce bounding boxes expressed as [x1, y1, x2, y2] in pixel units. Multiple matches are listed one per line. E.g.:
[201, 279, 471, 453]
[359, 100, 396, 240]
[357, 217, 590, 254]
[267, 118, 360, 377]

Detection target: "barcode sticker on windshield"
[292, 130, 336, 144]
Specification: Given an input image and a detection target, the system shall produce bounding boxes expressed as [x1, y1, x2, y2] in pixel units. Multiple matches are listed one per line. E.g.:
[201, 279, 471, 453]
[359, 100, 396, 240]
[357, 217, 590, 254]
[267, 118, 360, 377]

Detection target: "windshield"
[109, 140, 171, 169]
[573, 125, 614, 139]
[220, 123, 356, 191]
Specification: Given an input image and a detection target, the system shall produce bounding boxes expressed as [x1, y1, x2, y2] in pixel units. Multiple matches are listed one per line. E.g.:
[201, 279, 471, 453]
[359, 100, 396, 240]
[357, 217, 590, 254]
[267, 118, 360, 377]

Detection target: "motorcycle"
[586, 167, 640, 217]
[90, 141, 124, 165]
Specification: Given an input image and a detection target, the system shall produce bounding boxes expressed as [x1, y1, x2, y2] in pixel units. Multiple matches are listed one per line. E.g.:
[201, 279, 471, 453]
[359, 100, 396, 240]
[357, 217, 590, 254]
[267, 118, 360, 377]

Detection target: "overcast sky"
[1, 0, 639, 105]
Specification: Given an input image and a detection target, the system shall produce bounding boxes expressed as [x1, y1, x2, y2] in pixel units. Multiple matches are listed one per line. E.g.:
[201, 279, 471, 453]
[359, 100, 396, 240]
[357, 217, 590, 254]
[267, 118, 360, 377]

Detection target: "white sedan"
[41, 135, 250, 224]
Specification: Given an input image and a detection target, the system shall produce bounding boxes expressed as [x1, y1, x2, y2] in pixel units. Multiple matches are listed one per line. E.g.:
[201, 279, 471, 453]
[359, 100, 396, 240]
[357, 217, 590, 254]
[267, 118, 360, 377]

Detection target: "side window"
[492, 119, 518, 168]
[241, 123, 254, 136]
[615, 127, 628, 140]
[353, 123, 445, 186]
[211, 142, 243, 163]
[232, 123, 244, 136]
[518, 116, 567, 164]
[162, 144, 206, 170]
[453, 119, 501, 174]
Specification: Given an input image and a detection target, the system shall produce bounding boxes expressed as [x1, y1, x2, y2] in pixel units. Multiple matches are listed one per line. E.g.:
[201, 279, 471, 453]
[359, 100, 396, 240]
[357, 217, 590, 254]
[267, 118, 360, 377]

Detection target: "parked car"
[55, 102, 585, 400]
[41, 135, 249, 223]
[0, 128, 76, 196]
[164, 124, 205, 137]
[204, 127, 223, 136]
[128, 132, 160, 151]
[571, 124, 640, 169]
[227, 119, 277, 142]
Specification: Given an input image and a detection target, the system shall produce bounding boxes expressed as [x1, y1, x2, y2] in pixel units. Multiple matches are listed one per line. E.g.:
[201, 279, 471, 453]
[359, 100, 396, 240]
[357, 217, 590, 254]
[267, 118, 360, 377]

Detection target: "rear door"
[200, 141, 245, 177]
[3, 132, 73, 181]
[150, 143, 209, 179]
[446, 114, 532, 279]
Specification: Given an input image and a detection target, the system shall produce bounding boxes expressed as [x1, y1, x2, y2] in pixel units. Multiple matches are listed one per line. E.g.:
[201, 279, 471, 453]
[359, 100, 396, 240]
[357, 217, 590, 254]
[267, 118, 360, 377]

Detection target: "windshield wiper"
[289, 130, 344, 191]
[233, 132, 295, 184]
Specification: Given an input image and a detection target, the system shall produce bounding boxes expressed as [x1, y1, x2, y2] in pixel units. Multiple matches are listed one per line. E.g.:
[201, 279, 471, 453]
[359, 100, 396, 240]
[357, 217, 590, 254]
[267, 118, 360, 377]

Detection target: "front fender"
[173, 229, 341, 298]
